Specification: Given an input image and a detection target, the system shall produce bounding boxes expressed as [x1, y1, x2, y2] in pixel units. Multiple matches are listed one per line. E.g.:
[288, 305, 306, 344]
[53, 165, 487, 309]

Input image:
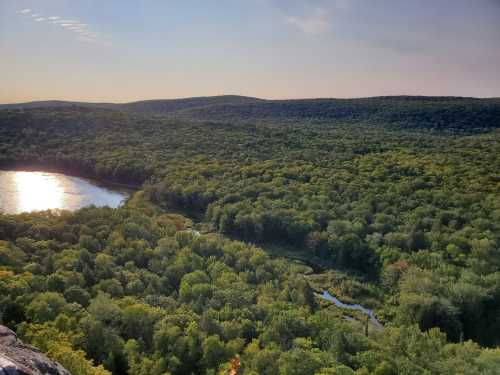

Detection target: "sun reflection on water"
[13, 171, 64, 212]
[0, 170, 129, 214]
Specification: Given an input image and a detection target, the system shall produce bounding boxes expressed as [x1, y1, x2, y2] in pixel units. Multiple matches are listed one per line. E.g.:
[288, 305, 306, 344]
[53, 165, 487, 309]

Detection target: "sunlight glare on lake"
[0, 170, 130, 214]
[14, 171, 64, 212]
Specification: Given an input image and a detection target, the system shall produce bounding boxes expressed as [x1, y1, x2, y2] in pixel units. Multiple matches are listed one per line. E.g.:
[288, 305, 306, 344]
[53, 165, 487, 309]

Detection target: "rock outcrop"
[0, 325, 71, 375]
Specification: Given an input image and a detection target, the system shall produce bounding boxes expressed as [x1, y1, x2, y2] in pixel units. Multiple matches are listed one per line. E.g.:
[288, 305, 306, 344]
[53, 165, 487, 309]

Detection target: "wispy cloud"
[17, 9, 104, 44]
[55, 20, 79, 24]
[287, 7, 333, 36]
[285, 0, 352, 36]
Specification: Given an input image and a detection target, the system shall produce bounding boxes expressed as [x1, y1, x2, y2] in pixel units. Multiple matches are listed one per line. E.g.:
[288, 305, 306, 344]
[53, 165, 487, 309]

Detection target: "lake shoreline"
[0, 169, 133, 214]
[0, 161, 143, 191]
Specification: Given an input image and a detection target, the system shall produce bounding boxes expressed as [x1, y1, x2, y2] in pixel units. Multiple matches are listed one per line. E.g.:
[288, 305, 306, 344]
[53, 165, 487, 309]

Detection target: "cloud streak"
[287, 7, 333, 36]
[284, 0, 353, 36]
[17, 9, 104, 44]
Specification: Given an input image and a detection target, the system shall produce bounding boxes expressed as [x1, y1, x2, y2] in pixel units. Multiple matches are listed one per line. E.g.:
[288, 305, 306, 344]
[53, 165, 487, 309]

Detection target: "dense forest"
[2, 96, 499, 132]
[1, 96, 500, 374]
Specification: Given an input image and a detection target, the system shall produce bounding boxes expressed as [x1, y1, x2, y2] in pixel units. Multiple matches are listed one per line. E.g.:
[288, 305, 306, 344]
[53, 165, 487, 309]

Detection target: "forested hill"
[168, 96, 500, 132]
[2, 95, 500, 132]
[118, 95, 263, 114]
[0, 95, 262, 114]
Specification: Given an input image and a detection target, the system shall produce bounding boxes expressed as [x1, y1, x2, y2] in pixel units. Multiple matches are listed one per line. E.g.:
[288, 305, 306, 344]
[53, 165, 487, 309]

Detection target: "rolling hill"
[0, 95, 263, 114]
[2, 95, 500, 132]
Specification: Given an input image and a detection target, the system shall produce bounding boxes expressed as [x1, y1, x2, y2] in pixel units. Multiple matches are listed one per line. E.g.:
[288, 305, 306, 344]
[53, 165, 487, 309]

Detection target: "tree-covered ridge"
[0, 95, 262, 113]
[2, 96, 500, 132]
[169, 96, 500, 132]
[0, 104, 500, 373]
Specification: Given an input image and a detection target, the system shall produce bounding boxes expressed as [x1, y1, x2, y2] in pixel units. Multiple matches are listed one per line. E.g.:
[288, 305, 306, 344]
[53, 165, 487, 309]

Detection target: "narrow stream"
[319, 291, 384, 329]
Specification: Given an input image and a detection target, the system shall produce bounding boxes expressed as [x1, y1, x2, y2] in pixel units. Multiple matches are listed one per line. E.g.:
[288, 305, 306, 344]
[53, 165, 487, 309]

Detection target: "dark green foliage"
[2, 95, 500, 132]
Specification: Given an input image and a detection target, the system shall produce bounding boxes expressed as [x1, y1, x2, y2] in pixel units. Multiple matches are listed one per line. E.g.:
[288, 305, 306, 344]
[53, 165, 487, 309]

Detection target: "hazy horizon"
[1, 0, 500, 103]
[3, 93, 500, 107]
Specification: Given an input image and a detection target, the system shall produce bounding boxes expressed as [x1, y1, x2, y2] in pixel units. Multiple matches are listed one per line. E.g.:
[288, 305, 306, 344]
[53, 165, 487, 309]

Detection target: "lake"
[0, 170, 132, 214]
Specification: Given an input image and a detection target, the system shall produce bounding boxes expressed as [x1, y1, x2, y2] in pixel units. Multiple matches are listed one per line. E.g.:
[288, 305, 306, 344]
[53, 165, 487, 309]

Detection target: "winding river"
[319, 291, 384, 329]
[0, 170, 131, 214]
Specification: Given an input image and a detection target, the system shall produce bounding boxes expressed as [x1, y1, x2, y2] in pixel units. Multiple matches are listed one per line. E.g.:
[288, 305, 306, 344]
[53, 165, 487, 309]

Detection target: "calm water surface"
[0, 170, 131, 214]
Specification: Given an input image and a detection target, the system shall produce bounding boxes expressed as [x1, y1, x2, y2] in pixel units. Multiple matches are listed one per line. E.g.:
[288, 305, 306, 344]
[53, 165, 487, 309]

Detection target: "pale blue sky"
[1, 0, 499, 103]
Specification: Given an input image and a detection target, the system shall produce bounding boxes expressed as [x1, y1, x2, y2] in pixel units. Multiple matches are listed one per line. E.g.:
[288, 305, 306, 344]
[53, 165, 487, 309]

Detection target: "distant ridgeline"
[1, 96, 500, 374]
[1, 95, 500, 132]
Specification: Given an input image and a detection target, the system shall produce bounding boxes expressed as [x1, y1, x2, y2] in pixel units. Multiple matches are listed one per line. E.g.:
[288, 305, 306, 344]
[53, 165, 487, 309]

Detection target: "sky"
[1, 0, 499, 103]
